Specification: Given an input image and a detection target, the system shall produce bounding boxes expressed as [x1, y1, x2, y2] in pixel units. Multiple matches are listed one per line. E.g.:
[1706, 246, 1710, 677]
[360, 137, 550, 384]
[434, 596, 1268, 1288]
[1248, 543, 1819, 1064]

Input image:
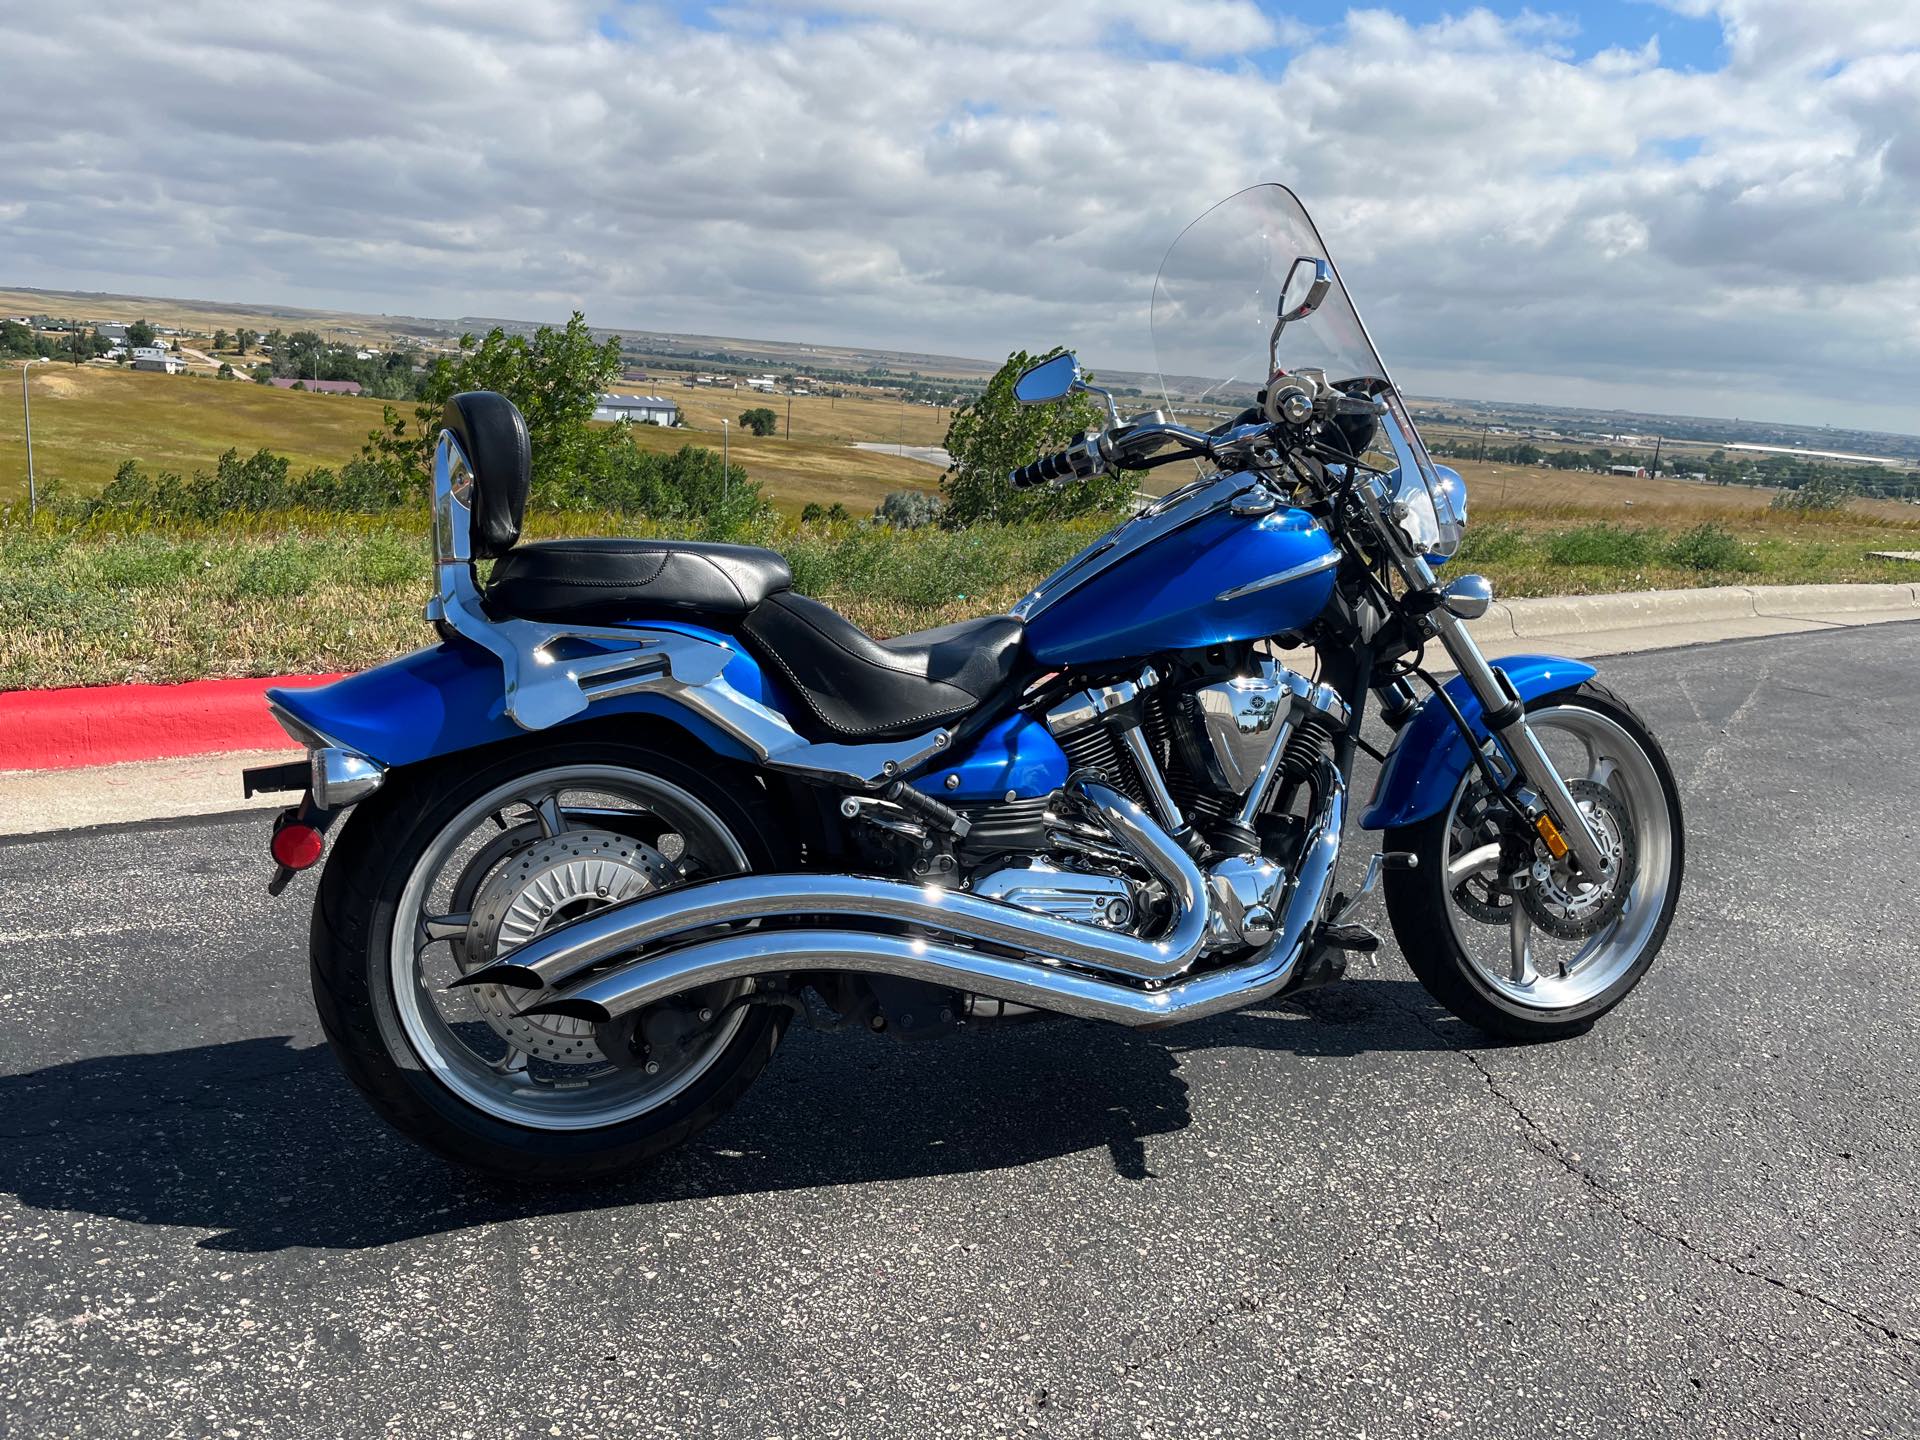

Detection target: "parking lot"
[3, 623, 1917, 1438]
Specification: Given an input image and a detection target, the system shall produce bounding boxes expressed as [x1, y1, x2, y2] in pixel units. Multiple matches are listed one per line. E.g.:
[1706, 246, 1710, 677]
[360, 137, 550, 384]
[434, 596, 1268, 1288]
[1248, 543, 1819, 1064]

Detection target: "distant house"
[268, 377, 363, 396]
[132, 347, 184, 374]
[593, 393, 678, 426]
[1607, 464, 1648, 479]
[95, 322, 129, 341]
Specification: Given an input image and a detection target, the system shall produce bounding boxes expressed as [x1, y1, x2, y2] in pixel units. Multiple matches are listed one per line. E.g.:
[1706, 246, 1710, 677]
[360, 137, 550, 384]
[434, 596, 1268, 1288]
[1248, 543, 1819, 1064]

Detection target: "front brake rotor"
[1520, 779, 1638, 940]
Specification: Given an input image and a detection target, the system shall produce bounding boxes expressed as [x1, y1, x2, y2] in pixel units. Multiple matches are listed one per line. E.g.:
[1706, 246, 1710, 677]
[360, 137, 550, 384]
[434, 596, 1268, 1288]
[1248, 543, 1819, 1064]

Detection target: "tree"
[738, 407, 779, 436]
[213, 329, 231, 351]
[940, 348, 1137, 526]
[361, 312, 622, 494]
[234, 329, 251, 356]
[126, 319, 156, 350]
[0, 320, 33, 357]
[875, 490, 941, 528]
[217, 362, 236, 379]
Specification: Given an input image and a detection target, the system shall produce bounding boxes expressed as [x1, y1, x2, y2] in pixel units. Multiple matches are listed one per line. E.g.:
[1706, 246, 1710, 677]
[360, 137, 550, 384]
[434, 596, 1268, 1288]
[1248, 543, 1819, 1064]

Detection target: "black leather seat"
[488, 539, 793, 625]
[739, 591, 1024, 739]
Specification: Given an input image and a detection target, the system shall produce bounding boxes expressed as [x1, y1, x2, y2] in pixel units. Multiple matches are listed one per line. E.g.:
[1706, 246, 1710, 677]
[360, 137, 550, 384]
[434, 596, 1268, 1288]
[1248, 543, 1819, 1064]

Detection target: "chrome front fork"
[1434, 613, 1610, 877]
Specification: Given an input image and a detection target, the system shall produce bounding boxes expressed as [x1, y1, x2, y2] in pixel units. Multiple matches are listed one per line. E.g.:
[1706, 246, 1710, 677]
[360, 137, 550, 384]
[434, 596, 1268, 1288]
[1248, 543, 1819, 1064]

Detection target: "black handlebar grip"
[1008, 448, 1078, 489]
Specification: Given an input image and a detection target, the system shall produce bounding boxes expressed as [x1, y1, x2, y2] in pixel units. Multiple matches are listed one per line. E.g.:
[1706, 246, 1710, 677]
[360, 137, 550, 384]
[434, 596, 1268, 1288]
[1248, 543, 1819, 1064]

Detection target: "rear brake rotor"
[459, 830, 672, 1064]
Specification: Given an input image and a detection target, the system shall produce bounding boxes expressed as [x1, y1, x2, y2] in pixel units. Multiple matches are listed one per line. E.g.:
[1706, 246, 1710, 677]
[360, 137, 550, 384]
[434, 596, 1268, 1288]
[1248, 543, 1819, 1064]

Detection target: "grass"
[0, 361, 942, 517]
[3, 361, 1917, 690]
[4, 500, 1917, 691]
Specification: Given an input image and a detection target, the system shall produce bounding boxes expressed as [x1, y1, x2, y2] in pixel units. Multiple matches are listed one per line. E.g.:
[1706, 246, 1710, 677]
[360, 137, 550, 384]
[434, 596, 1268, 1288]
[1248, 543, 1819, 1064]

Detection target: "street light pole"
[21, 362, 36, 519]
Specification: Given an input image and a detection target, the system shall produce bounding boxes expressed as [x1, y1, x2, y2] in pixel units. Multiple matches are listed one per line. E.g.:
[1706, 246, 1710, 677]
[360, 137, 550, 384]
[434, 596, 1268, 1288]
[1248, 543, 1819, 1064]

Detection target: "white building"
[593, 393, 679, 426]
[133, 353, 184, 374]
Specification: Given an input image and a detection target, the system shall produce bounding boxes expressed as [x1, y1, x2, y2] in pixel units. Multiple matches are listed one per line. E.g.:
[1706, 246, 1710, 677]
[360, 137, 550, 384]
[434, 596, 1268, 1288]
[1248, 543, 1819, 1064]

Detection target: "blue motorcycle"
[249, 185, 1683, 1177]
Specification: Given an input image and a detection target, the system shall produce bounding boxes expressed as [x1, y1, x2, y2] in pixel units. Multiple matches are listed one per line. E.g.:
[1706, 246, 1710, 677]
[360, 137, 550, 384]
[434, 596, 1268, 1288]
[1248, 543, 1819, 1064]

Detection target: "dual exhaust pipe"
[457, 769, 1345, 1031]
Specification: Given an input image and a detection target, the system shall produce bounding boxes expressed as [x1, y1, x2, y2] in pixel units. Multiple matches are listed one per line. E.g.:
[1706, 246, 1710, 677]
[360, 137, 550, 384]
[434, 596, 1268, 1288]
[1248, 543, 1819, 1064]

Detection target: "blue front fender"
[265, 622, 775, 770]
[1360, 654, 1597, 830]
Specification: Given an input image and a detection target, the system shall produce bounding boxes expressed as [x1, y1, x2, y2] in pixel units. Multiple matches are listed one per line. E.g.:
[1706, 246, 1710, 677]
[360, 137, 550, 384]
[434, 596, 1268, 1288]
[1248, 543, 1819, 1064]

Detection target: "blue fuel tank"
[1017, 478, 1339, 668]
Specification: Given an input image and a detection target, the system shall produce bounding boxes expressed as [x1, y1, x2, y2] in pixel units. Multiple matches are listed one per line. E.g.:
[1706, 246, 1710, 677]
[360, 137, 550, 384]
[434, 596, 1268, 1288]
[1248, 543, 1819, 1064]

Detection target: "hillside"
[0, 362, 942, 513]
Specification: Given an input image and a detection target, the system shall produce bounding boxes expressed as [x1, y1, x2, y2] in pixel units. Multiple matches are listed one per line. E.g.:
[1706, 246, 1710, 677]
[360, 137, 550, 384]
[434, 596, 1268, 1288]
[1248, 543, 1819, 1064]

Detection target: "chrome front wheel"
[1384, 682, 1684, 1039]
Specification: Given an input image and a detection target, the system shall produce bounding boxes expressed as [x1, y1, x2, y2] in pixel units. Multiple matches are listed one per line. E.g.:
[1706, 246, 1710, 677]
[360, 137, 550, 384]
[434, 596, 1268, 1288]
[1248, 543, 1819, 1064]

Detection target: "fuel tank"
[1016, 475, 1339, 668]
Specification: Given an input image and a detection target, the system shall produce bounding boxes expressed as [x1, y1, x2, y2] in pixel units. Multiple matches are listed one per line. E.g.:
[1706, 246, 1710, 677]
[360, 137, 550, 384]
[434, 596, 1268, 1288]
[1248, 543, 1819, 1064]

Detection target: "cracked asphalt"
[2, 622, 1917, 1438]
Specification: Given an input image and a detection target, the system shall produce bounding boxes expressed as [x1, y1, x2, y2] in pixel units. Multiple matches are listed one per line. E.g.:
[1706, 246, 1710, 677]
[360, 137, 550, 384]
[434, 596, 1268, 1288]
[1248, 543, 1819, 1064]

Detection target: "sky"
[2, 0, 1916, 433]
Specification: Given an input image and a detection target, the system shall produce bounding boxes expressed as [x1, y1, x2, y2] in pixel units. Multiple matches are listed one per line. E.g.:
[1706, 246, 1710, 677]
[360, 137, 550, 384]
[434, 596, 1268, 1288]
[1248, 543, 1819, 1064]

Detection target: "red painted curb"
[0, 674, 345, 772]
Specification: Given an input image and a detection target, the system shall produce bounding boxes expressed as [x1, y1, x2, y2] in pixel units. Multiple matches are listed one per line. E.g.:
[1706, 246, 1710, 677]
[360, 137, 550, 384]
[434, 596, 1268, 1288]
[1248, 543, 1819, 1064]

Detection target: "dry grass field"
[0, 361, 941, 514]
[1451, 456, 1919, 524]
[667, 386, 953, 448]
[0, 364, 393, 492]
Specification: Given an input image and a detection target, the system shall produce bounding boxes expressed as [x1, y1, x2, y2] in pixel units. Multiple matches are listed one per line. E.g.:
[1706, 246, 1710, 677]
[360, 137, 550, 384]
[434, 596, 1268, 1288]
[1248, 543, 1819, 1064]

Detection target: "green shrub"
[348, 530, 426, 588]
[87, 534, 206, 590]
[1664, 522, 1752, 572]
[1545, 525, 1657, 567]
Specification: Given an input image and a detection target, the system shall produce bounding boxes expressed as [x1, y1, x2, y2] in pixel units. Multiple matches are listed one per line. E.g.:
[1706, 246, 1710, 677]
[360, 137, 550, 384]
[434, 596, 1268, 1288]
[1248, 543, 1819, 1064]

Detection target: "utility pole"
[1650, 435, 1663, 478]
[21, 362, 37, 519]
[721, 418, 729, 501]
[786, 395, 792, 440]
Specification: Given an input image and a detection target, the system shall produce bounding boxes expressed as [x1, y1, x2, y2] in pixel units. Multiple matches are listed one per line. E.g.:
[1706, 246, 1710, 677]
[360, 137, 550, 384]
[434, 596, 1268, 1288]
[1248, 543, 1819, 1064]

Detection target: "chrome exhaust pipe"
[457, 779, 1209, 989]
[520, 770, 1345, 1031]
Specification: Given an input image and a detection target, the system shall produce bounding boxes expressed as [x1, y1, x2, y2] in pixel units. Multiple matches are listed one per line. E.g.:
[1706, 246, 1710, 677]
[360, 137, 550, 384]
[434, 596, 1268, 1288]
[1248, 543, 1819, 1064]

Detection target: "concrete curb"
[1492, 582, 1920, 638]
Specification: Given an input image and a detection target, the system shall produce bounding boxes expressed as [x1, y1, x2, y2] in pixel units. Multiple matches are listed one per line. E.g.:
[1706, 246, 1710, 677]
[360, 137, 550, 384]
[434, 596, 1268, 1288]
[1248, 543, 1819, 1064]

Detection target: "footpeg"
[1315, 922, 1379, 954]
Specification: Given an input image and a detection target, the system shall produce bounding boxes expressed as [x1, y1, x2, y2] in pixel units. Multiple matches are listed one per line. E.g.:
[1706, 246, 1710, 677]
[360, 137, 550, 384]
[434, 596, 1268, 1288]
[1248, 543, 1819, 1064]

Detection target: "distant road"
[852, 440, 950, 468]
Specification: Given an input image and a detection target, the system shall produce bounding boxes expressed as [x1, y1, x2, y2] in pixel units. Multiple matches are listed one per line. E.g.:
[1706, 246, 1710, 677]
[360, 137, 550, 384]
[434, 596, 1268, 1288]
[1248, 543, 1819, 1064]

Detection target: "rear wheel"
[1384, 681, 1684, 1040]
[311, 735, 789, 1180]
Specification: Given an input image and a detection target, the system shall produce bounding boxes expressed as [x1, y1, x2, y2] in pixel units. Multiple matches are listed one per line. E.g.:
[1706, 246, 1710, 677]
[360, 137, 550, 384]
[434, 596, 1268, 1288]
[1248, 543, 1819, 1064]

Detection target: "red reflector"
[270, 823, 325, 871]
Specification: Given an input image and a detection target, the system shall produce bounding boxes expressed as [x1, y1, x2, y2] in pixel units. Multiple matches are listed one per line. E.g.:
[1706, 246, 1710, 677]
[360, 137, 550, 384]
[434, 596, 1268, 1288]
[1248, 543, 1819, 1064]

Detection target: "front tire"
[310, 734, 790, 1180]
[1384, 681, 1684, 1041]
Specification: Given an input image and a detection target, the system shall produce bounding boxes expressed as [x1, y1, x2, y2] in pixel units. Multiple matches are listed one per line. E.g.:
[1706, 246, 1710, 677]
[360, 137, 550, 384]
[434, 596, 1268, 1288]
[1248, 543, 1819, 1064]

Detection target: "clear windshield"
[1151, 184, 1456, 541]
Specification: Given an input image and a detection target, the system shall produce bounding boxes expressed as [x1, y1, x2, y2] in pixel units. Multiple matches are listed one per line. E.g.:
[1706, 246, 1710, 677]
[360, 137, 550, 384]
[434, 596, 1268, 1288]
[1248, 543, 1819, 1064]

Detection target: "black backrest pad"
[443, 391, 531, 558]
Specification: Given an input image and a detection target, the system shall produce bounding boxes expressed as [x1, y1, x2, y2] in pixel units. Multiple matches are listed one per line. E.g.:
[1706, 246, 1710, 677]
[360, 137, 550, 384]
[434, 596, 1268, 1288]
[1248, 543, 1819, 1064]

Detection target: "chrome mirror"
[1268, 256, 1333, 371]
[1013, 352, 1082, 406]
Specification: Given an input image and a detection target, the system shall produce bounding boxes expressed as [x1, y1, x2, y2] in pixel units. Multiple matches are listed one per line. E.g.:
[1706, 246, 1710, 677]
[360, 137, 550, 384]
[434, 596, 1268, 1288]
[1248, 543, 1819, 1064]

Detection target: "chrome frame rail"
[426, 430, 949, 789]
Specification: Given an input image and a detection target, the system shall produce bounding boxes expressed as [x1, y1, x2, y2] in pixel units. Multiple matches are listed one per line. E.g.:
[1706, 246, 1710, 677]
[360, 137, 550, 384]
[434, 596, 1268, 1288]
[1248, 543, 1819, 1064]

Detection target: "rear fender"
[266, 621, 775, 770]
[1360, 655, 1598, 830]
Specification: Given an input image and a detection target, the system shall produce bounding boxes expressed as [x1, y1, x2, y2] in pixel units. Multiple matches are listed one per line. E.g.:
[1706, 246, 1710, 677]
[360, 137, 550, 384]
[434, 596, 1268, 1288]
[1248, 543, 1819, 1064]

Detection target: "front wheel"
[1384, 681, 1684, 1041]
[310, 735, 790, 1180]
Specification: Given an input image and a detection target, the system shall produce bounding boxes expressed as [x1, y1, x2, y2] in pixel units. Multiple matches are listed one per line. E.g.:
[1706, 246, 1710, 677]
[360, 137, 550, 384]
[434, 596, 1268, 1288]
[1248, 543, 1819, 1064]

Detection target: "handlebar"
[1008, 435, 1103, 490]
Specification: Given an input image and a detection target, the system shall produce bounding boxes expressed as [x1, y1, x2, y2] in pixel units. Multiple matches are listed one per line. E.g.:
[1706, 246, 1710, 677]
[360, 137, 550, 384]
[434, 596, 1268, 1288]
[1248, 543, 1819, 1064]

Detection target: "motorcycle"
[248, 184, 1683, 1178]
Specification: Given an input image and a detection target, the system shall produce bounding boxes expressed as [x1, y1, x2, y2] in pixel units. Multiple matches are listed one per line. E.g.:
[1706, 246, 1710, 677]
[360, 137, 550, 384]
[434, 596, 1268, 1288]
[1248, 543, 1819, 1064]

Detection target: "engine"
[959, 655, 1348, 952]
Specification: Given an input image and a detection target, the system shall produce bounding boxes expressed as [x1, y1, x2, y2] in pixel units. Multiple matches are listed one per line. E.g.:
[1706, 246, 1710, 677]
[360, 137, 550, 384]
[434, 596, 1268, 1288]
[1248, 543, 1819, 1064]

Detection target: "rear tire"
[1384, 681, 1684, 1041]
[310, 734, 790, 1181]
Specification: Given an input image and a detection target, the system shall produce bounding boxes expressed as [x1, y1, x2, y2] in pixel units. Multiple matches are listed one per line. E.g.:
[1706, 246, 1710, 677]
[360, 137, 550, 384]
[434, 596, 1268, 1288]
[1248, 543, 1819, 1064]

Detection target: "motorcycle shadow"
[0, 978, 1458, 1253]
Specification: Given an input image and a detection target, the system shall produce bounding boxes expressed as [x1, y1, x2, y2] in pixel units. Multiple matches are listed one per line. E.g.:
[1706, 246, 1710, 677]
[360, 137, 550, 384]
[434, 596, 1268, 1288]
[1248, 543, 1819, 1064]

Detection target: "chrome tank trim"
[1214, 550, 1341, 604]
[456, 780, 1209, 991]
[522, 767, 1346, 1031]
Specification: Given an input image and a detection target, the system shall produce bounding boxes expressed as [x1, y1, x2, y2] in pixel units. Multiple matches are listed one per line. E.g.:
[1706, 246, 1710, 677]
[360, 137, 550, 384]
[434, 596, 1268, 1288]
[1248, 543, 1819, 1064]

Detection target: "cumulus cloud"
[0, 0, 1915, 430]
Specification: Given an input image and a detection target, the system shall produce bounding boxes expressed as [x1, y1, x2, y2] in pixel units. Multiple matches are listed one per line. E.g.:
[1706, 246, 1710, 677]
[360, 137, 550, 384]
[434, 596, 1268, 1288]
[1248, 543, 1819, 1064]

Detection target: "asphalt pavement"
[2, 623, 1917, 1438]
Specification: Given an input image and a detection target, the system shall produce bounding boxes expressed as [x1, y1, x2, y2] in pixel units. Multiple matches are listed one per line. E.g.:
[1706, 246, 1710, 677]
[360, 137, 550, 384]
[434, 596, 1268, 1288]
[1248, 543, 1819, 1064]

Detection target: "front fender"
[265, 621, 775, 770]
[1360, 654, 1597, 830]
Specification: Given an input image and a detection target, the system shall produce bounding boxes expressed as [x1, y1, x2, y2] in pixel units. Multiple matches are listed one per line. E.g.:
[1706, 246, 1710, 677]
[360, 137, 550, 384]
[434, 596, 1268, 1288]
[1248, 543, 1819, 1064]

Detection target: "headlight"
[1388, 464, 1467, 562]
